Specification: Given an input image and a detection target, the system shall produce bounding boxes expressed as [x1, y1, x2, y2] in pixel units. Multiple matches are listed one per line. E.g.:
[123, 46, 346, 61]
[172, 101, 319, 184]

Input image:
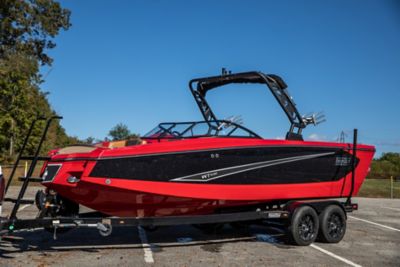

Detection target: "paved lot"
[1, 186, 399, 266]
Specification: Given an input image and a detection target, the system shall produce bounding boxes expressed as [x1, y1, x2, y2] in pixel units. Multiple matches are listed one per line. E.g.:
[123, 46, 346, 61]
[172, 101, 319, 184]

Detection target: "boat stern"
[39, 145, 104, 193]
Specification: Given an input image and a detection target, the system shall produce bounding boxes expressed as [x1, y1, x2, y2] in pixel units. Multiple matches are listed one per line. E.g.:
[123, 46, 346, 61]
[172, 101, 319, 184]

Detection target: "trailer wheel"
[318, 205, 346, 243]
[35, 190, 47, 211]
[288, 205, 319, 246]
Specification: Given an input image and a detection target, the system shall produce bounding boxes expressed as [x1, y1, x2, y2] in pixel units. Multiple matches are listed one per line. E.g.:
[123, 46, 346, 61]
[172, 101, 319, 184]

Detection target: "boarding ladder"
[3, 116, 62, 220]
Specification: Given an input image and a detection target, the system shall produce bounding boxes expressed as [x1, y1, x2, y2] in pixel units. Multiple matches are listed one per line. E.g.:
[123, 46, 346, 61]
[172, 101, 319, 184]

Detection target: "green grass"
[358, 179, 400, 198]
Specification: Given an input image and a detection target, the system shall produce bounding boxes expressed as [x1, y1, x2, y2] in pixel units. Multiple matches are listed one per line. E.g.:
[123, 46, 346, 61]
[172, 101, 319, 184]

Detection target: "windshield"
[143, 120, 260, 139]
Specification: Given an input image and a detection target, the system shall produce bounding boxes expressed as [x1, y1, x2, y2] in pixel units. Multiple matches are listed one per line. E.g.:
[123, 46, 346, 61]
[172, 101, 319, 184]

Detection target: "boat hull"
[42, 138, 375, 217]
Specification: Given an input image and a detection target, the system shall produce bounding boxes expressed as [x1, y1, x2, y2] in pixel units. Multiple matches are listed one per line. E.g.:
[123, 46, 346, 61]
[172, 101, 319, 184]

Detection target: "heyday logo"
[201, 172, 218, 180]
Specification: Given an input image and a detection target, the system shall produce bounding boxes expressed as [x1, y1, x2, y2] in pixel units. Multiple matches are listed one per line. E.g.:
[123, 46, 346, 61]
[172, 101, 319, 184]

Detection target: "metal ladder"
[4, 116, 62, 220]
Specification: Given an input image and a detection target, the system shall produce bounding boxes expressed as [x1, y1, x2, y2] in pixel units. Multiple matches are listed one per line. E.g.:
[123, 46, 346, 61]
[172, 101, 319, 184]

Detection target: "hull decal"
[170, 152, 335, 182]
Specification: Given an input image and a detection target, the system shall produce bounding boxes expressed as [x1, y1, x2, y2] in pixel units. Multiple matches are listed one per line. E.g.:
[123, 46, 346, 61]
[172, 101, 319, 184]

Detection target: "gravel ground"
[1, 186, 399, 266]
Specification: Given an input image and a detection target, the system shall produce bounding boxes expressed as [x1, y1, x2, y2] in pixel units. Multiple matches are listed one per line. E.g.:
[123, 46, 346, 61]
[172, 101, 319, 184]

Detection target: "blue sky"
[41, 0, 400, 156]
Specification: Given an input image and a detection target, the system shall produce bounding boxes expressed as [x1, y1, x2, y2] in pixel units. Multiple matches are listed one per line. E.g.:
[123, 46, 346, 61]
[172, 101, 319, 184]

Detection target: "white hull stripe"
[170, 152, 335, 182]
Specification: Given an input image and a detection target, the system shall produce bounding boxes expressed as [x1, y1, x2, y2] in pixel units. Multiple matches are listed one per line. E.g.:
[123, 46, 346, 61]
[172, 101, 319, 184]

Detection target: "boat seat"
[106, 139, 145, 149]
[108, 140, 129, 148]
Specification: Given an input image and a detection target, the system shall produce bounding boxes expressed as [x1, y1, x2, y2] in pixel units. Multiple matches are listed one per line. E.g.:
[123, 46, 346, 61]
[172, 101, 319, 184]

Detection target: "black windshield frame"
[143, 120, 261, 140]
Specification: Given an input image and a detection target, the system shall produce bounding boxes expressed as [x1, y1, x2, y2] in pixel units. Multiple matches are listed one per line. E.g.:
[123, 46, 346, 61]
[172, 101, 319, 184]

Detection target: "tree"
[367, 153, 400, 179]
[0, 0, 71, 68]
[108, 123, 131, 141]
[0, 0, 73, 163]
[108, 123, 141, 144]
[84, 136, 96, 145]
[380, 152, 400, 167]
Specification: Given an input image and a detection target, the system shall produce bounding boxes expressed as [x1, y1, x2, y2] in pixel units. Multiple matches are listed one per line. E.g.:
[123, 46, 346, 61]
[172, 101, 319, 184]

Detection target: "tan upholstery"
[57, 146, 97, 154]
[108, 140, 127, 148]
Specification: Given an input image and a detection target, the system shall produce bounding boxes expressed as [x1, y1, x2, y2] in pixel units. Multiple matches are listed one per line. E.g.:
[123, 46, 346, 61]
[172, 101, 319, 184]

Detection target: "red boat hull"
[42, 138, 375, 217]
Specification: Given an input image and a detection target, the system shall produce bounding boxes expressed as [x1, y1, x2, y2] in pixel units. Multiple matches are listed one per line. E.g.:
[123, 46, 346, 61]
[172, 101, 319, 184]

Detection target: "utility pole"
[9, 118, 14, 157]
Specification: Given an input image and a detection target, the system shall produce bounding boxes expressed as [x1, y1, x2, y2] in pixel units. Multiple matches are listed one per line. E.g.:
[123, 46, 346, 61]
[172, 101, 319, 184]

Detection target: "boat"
[37, 71, 375, 218]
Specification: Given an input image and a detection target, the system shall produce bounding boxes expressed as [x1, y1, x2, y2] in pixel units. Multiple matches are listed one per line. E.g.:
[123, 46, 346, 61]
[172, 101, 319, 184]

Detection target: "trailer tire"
[35, 190, 46, 211]
[318, 205, 346, 243]
[288, 205, 319, 246]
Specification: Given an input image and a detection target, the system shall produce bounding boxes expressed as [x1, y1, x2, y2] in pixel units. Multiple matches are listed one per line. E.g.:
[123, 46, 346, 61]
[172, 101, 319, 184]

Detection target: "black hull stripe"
[171, 152, 335, 182]
[88, 146, 357, 184]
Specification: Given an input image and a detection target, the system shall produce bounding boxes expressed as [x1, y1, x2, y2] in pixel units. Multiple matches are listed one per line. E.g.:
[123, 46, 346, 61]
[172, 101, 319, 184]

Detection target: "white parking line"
[137, 226, 154, 264]
[348, 216, 400, 232]
[310, 244, 362, 267]
[18, 204, 32, 212]
[254, 233, 361, 266]
[175, 236, 255, 245]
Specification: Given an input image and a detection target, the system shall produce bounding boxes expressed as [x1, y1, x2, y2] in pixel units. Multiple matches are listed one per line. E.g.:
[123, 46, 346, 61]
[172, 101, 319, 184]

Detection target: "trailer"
[0, 117, 360, 246]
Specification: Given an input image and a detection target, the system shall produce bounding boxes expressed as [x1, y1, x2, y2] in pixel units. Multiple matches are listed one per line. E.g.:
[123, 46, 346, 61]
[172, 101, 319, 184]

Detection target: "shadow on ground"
[0, 223, 295, 259]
